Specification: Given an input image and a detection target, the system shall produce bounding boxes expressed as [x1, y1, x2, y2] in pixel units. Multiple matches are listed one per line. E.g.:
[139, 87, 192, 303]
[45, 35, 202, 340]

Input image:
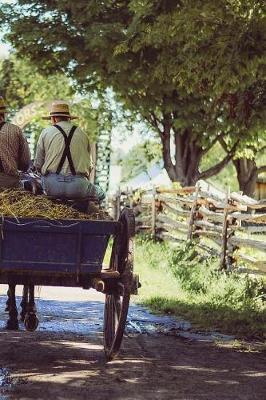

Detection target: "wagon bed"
[0, 207, 138, 360]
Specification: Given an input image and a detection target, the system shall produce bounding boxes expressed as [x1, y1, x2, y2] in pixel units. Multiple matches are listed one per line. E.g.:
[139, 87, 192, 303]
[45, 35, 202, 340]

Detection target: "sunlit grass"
[134, 236, 180, 297]
[134, 236, 266, 339]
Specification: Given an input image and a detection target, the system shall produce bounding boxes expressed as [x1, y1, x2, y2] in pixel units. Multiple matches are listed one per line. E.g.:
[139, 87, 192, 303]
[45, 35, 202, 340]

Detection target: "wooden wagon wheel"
[104, 207, 135, 361]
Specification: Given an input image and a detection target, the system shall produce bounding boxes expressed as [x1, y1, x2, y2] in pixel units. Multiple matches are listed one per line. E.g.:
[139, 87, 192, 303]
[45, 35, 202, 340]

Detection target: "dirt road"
[0, 286, 265, 400]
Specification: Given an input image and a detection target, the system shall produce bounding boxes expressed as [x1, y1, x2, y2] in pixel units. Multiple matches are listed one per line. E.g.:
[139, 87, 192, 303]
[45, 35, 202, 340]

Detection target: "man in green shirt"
[34, 101, 104, 201]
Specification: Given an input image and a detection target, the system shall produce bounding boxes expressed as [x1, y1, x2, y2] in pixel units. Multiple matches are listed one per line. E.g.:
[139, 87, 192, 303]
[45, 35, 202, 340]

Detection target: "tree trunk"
[233, 158, 257, 197]
[159, 123, 202, 185]
[174, 128, 202, 186]
[160, 120, 177, 182]
[152, 115, 236, 188]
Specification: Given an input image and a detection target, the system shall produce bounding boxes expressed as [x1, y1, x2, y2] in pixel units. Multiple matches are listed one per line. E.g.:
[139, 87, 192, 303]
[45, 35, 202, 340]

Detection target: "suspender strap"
[54, 124, 77, 175]
[0, 122, 6, 172]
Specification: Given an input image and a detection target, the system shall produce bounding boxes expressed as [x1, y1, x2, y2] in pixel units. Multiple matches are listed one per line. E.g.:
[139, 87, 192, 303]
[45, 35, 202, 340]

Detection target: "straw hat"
[0, 97, 7, 113]
[42, 101, 77, 120]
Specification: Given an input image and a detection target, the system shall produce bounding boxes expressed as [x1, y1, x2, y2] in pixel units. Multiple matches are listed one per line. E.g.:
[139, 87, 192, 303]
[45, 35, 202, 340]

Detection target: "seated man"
[0, 97, 31, 189]
[34, 101, 104, 202]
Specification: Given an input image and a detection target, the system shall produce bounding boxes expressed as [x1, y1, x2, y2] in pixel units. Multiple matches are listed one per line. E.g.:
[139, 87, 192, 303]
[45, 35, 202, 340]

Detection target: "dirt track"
[0, 286, 265, 400]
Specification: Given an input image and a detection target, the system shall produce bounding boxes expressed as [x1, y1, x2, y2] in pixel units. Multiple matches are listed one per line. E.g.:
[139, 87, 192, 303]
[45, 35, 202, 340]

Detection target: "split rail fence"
[108, 181, 266, 276]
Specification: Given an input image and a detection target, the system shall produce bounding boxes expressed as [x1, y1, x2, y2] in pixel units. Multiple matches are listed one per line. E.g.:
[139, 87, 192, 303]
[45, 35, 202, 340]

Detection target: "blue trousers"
[41, 173, 105, 201]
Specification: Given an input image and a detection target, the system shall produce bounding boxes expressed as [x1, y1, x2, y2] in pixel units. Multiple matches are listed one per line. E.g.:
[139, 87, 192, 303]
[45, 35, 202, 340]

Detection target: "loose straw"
[0, 189, 110, 221]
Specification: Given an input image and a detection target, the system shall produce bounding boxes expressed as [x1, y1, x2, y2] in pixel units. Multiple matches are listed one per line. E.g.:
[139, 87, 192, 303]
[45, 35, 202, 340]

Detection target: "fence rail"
[108, 181, 266, 276]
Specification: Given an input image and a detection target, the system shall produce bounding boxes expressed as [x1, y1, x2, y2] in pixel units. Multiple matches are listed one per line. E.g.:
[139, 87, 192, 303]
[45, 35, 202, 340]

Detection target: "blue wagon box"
[0, 217, 119, 275]
[1, 208, 136, 360]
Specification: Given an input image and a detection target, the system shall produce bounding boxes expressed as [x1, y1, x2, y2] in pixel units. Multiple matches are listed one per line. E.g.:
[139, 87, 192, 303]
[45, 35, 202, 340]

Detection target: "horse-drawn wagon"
[0, 207, 139, 360]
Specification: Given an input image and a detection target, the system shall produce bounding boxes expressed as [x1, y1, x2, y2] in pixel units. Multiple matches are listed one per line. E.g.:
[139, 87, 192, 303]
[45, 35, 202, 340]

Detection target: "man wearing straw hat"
[34, 101, 104, 201]
[0, 96, 31, 189]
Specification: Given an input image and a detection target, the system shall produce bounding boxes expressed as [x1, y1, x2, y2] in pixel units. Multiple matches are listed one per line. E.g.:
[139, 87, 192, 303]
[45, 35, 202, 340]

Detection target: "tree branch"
[202, 131, 227, 155]
[199, 141, 239, 180]
[258, 145, 266, 155]
[147, 112, 163, 138]
[173, 128, 185, 182]
[257, 165, 266, 174]
[219, 137, 228, 153]
[160, 115, 176, 181]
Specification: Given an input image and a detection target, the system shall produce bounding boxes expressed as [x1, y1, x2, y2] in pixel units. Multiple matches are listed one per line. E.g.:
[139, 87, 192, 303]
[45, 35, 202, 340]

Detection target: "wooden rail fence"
[108, 181, 266, 276]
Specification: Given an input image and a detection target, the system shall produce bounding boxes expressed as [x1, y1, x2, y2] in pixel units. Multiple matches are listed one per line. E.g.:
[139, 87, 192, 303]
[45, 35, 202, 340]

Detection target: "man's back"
[35, 121, 92, 176]
[0, 122, 30, 176]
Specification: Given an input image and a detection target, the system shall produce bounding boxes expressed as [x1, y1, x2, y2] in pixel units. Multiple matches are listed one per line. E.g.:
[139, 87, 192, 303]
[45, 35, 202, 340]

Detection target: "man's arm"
[18, 129, 31, 171]
[34, 132, 45, 173]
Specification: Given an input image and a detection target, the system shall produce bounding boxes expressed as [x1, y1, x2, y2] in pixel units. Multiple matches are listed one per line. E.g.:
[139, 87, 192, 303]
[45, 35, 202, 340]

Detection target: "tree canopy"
[0, 55, 112, 143]
[1, 0, 265, 190]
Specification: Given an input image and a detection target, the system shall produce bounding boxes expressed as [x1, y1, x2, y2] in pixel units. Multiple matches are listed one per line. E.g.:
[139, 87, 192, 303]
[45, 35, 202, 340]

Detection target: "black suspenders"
[0, 121, 6, 172]
[54, 124, 77, 175]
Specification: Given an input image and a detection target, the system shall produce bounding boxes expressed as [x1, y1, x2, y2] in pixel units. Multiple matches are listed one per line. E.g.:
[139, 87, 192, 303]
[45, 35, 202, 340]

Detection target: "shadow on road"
[0, 329, 265, 400]
[0, 294, 265, 400]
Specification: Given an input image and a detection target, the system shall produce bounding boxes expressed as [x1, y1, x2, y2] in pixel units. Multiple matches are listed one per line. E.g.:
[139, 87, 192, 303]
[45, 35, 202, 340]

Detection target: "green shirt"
[34, 121, 93, 176]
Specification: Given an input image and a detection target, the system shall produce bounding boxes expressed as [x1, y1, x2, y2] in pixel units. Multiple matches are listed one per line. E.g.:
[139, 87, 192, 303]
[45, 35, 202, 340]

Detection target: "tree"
[0, 56, 112, 143]
[0, 53, 120, 193]
[200, 144, 239, 191]
[0, 56, 74, 110]
[120, 140, 162, 182]
[1, 1, 265, 187]
[218, 78, 266, 196]
[221, 137, 266, 196]
[0, 55, 76, 155]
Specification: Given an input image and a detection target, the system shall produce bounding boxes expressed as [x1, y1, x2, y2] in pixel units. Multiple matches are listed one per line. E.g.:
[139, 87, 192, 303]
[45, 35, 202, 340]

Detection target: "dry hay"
[0, 189, 111, 221]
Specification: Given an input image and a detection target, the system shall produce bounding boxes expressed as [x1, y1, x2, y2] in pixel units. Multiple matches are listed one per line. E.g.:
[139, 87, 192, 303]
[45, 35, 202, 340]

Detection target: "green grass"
[134, 236, 266, 340]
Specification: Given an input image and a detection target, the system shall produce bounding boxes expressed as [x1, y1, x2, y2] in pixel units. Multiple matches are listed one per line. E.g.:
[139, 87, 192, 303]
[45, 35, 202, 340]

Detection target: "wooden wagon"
[0, 207, 139, 360]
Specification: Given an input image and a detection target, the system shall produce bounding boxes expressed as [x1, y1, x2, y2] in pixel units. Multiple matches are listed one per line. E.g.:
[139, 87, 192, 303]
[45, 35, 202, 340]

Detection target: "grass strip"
[134, 236, 266, 340]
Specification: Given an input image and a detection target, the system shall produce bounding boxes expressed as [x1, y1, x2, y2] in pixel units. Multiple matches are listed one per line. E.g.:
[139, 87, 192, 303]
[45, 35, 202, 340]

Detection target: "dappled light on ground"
[0, 331, 265, 400]
[0, 292, 265, 399]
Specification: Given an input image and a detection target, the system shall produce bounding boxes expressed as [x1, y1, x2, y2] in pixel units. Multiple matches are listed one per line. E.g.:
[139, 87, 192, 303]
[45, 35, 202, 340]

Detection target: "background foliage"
[0, 0, 265, 193]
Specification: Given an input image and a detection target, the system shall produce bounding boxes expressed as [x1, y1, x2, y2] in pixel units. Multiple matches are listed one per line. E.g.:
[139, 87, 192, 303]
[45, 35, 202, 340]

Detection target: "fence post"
[220, 187, 230, 270]
[187, 184, 200, 241]
[151, 186, 157, 239]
